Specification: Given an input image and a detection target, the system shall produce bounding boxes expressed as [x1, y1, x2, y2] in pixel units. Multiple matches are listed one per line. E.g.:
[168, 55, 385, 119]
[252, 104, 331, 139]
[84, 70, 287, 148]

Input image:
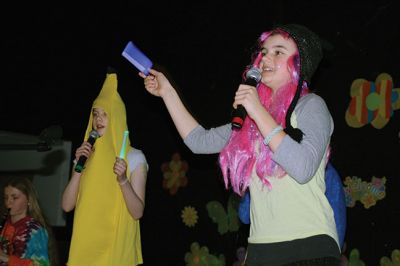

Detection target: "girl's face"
[92, 107, 108, 136]
[259, 34, 298, 92]
[4, 186, 28, 222]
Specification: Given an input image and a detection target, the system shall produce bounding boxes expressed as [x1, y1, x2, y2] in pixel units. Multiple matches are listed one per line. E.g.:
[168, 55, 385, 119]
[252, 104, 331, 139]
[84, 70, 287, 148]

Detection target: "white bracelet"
[118, 178, 129, 186]
[263, 125, 283, 146]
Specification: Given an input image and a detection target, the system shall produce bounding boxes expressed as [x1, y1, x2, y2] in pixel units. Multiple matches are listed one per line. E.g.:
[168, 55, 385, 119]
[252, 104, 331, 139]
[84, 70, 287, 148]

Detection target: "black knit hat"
[274, 24, 323, 142]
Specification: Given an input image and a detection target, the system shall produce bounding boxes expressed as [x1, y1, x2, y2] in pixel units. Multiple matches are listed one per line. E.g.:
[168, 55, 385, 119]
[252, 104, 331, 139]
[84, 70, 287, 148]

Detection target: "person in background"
[0, 177, 57, 266]
[140, 24, 340, 265]
[62, 68, 148, 266]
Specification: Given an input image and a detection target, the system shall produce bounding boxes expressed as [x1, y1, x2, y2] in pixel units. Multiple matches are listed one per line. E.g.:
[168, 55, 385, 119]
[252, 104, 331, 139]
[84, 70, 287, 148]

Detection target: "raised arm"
[139, 69, 198, 139]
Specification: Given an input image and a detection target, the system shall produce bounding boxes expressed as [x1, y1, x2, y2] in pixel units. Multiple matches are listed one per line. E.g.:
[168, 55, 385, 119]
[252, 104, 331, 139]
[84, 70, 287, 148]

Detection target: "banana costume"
[67, 70, 142, 265]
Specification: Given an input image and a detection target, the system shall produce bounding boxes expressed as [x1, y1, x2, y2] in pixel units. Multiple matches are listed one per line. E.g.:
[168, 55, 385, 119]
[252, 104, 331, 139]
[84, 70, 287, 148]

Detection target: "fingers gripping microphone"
[231, 67, 262, 129]
[74, 130, 100, 173]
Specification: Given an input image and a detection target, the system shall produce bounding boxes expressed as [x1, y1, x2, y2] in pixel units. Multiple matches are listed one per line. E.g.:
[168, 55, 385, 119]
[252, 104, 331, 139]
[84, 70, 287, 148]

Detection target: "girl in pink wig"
[140, 24, 340, 265]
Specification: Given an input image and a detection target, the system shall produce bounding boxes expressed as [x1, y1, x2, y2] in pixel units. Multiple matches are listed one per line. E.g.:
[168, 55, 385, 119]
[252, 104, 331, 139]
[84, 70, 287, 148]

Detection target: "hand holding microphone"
[74, 130, 100, 173]
[231, 67, 262, 129]
[0, 208, 10, 230]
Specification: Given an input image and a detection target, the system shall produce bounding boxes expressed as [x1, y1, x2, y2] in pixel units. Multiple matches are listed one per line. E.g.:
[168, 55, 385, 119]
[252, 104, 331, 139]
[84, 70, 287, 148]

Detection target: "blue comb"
[122, 41, 153, 76]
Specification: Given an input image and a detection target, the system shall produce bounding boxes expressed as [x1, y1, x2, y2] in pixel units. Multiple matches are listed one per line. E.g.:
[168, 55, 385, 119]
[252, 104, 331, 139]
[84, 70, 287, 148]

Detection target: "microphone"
[74, 130, 100, 173]
[0, 208, 10, 230]
[231, 67, 262, 129]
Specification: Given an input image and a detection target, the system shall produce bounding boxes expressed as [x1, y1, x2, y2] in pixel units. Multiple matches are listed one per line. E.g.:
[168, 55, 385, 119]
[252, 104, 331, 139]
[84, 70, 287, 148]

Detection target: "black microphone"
[0, 208, 10, 231]
[231, 67, 262, 129]
[74, 130, 100, 173]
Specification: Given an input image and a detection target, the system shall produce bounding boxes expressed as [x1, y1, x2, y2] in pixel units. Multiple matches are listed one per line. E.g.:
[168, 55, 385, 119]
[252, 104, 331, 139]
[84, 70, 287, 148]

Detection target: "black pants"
[245, 256, 341, 266]
[244, 235, 341, 266]
[283, 256, 341, 266]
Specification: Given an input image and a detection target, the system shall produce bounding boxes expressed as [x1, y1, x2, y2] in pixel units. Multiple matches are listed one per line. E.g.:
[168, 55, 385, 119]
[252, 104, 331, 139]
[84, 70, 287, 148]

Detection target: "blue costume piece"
[238, 162, 346, 249]
[238, 190, 251, 225]
[324, 162, 346, 249]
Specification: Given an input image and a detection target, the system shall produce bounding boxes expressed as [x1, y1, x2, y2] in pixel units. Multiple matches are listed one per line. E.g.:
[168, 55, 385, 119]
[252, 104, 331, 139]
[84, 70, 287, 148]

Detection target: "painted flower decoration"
[348, 249, 366, 266]
[161, 152, 188, 195]
[380, 249, 400, 266]
[181, 206, 198, 227]
[232, 247, 246, 266]
[184, 242, 225, 266]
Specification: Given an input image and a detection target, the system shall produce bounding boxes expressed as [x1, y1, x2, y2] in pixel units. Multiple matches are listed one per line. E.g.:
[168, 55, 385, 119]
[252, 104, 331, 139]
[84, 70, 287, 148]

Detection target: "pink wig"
[218, 30, 309, 195]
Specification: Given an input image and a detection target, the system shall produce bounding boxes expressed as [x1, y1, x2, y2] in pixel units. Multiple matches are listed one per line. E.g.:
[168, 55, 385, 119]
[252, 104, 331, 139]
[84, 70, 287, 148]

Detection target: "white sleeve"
[127, 148, 149, 172]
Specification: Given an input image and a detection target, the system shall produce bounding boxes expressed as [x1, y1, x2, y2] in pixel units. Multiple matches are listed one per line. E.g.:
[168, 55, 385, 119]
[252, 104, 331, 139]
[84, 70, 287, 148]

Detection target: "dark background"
[1, 1, 399, 265]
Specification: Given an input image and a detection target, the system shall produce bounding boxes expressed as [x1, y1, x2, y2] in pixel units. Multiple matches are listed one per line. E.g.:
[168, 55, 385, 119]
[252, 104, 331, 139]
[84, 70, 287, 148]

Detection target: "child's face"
[259, 34, 298, 91]
[4, 186, 28, 221]
[92, 107, 108, 136]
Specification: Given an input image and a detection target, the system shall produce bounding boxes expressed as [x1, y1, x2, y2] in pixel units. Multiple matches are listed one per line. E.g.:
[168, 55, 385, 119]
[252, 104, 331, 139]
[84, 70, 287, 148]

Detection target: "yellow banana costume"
[67, 70, 142, 265]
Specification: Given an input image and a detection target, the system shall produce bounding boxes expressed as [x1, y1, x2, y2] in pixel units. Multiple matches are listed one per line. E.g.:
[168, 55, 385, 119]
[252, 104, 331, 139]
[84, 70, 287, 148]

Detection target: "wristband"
[263, 125, 283, 146]
[118, 178, 129, 186]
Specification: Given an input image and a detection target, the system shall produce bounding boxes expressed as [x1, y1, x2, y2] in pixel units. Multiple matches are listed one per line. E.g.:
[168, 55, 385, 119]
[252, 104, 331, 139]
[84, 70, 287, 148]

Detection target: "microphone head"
[87, 130, 100, 145]
[246, 67, 262, 83]
[89, 130, 100, 139]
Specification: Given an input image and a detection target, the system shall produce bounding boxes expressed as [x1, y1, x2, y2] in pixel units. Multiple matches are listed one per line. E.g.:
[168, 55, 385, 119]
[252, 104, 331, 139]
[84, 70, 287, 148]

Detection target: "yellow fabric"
[67, 72, 142, 266]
